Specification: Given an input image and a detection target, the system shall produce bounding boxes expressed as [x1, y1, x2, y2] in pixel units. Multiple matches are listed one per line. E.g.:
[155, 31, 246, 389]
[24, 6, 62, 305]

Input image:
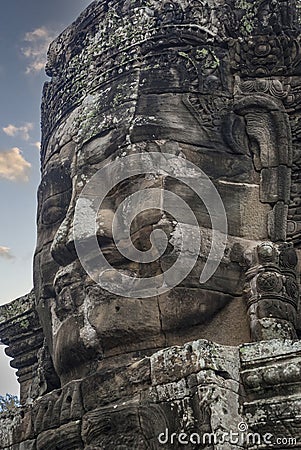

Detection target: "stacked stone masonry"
[1, 0, 301, 448]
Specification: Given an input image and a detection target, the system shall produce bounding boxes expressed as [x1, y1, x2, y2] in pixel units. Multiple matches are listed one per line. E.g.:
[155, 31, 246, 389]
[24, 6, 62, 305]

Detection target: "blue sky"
[0, 0, 92, 397]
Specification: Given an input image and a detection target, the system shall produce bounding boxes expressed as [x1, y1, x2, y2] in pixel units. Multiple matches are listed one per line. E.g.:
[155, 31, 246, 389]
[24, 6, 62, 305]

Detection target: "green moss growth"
[237, 0, 255, 35]
[0, 293, 34, 323]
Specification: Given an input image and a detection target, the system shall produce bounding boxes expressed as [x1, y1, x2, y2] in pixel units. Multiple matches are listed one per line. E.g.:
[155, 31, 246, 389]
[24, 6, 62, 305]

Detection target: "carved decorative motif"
[256, 271, 283, 293]
[231, 35, 301, 76]
[234, 76, 291, 100]
[245, 242, 299, 340]
[257, 242, 276, 263]
[279, 245, 298, 268]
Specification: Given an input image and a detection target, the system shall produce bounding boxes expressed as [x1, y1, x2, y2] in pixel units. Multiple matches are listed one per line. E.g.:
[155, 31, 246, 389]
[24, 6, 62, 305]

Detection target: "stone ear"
[222, 112, 250, 156]
[232, 95, 292, 167]
[224, 95, 292, 242]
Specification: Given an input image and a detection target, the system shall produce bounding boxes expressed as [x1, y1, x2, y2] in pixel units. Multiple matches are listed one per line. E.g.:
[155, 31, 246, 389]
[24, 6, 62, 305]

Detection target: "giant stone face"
[33, 0, 297, 384]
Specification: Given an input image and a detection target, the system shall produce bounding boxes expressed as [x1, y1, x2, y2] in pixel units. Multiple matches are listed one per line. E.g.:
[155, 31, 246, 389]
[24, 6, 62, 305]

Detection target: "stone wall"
[1, 0, 301, 448]
[1, 338, 301, 448]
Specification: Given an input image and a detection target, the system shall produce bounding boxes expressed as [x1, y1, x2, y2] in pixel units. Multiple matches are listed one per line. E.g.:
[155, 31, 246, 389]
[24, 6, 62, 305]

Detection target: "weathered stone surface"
[1, 0, 301, 448]
[3, 442, 36, 450]
[244, 242, 299, 340]
[0, 292, 59, 405]
[36, 421, 83, 450]
[81, 357, 151, 411]
[241, 340, 301, 448]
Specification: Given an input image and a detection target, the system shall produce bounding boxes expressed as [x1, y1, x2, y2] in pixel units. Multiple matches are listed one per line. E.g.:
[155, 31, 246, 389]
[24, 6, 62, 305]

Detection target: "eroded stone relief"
[1, 0, 301, 448]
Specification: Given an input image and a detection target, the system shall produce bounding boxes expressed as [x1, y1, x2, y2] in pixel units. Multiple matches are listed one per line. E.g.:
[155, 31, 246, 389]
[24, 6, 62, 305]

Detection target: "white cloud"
[3, 123, 34, 141]
[32, 141, 41, 150]
[21, 26, 57, 74]
[0, 247, 14, 260]
[0, 148, 31, 182]
[24, 28, 50, 41]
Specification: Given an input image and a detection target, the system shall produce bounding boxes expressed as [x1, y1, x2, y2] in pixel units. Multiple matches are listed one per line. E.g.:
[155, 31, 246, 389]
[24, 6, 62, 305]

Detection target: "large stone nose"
[50, 191, 114, 269]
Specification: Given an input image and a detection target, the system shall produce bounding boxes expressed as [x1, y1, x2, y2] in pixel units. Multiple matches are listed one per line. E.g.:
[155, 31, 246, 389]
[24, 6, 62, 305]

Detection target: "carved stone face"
[34, 0, 295, 384]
